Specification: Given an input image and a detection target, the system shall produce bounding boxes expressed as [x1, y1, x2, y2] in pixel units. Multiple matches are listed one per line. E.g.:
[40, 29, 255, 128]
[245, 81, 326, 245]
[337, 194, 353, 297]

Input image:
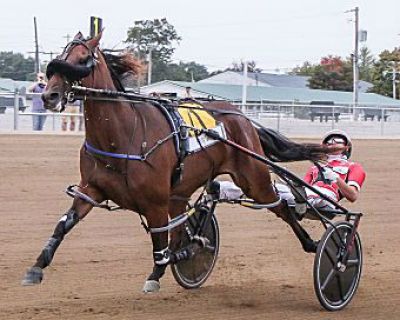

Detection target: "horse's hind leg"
[231, 165, 317, 253]
[21, 187, 102, 285]
[270, 203, 318, 253]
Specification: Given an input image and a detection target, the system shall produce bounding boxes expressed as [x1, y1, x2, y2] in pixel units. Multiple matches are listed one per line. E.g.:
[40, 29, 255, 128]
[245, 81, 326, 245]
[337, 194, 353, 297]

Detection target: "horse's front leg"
[142, 208, 171, 293]
[21, 186, 103, 285]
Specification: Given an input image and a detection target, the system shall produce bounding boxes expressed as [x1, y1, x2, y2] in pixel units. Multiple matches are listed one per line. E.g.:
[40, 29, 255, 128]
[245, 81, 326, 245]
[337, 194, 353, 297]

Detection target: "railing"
[233, 102, 400, 138]
[0, 91, 83, 132]
[1, 91, 399, 137]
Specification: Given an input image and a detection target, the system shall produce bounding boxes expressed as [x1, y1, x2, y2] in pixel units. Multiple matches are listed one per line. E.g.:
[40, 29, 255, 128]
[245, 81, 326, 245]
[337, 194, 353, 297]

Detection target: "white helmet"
[322, 129, 352, 158]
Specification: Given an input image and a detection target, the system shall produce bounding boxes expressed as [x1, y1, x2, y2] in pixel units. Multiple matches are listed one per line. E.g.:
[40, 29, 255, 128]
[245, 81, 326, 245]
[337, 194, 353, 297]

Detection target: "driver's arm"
[336, 178, 359, 202]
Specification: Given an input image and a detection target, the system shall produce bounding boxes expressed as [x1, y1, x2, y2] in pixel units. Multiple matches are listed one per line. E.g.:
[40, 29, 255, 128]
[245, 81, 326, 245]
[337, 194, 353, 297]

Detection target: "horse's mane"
[102, 52, 143, 91]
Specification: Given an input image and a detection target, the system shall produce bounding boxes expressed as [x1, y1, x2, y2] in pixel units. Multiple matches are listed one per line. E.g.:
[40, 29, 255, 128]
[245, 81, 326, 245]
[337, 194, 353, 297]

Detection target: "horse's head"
[42, 31, 102, 111]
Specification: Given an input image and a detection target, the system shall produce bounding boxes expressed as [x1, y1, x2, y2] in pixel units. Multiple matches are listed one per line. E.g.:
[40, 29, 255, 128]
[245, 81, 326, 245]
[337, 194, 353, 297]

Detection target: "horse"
[22, 31, 338, 292]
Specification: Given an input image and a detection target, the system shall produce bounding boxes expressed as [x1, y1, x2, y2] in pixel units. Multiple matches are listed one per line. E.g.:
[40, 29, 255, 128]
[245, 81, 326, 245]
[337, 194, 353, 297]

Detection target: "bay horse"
[22, 32, 337, 292]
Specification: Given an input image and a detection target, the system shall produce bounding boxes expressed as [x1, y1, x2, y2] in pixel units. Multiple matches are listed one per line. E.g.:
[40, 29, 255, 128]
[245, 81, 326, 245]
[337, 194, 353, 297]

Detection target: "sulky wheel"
[171, 210, 219, 289]
[314, 221, 362, 311]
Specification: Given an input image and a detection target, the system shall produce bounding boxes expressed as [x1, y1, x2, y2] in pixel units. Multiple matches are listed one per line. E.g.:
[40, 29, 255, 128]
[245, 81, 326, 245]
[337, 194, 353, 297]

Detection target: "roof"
[0, 77, 33, 92]
[163, 81, 400, 107]
[201, 71, 373, 93]
[246, 72, 309, 88]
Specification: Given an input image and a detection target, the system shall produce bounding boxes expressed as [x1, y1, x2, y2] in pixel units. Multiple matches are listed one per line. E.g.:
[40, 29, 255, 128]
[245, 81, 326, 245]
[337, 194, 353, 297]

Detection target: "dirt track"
[0, 135, 399, 320]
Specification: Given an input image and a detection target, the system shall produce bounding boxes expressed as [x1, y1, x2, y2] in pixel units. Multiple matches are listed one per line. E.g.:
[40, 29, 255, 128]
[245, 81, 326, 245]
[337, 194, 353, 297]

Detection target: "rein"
[70, 86, 260, 126]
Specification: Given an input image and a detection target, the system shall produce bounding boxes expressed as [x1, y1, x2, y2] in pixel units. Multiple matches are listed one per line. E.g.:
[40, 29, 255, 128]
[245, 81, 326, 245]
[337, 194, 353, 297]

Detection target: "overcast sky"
[1, 0, 399, 72]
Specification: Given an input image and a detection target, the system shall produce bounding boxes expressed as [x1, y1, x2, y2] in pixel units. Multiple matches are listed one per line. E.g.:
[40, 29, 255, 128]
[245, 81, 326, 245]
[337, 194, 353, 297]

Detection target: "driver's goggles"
[325, 137, 346, 145]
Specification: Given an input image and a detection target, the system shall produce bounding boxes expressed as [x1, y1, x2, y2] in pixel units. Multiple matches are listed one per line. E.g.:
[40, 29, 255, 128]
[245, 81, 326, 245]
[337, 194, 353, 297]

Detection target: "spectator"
[61, 100, 81, 131]
[28, 73, 47, 131]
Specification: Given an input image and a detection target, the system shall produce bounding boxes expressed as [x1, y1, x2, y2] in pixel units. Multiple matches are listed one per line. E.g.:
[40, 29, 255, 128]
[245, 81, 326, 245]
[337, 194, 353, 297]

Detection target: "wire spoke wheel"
[314, 221, 362, 311]
[171, 211, 219, 289]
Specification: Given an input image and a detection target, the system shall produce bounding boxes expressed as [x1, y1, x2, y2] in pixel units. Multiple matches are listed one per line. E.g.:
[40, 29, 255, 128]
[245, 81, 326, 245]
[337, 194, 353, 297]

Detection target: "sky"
[0, 0, 399, 72]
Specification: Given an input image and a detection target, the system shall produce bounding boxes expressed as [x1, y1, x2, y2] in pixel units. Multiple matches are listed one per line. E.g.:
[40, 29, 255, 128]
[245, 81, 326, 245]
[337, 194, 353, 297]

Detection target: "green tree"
[151, 60, 209, 83]
[126, 18, 181, 62]
[369, 48, 400, 97]
[0, 52, 35, 80]
[125, 19, 210, 83]
[208, 60, 262, 77]
[308, 55, 353, 91]
[290, 61, 318, 76]
[359, 46, 375, 82]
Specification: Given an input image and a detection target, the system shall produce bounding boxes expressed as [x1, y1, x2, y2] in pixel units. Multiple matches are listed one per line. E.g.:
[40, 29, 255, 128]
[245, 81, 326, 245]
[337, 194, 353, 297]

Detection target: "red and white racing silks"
[303, 155, 366, 201]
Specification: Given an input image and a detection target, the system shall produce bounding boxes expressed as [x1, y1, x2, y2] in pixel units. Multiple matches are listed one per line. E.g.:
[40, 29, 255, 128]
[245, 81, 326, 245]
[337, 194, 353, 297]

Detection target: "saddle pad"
[186, 122, 226, 153]
[178, 102, 216, 135]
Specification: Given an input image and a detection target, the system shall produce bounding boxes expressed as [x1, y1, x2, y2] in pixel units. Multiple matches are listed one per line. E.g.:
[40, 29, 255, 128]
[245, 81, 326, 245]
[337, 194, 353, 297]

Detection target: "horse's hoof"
[142, 280, 160, 293]
[21, 267, 43, 286]
[303, 240, 319, 253]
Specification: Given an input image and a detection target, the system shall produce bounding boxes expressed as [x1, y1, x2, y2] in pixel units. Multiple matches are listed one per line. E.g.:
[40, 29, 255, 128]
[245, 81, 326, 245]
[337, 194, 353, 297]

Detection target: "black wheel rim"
[173, 212, 219, 286]
[315, 223, 362, 310]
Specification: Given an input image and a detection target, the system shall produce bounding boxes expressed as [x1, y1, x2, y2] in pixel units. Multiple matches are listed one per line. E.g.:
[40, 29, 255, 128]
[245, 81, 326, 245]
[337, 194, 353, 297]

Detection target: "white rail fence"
[0, 91, 83, 132]
[1, 91, 399, 137]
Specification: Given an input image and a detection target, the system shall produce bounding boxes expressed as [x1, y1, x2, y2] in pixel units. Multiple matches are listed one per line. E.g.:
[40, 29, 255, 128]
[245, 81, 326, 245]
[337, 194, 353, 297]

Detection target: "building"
[140, 80, 400, 106]
[198, 71, 373, 93]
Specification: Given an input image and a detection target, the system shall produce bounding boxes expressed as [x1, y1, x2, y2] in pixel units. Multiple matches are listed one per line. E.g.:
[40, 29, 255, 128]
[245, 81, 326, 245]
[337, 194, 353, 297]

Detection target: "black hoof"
[303, 240, 319, 253]
[21, 267, 43, 286]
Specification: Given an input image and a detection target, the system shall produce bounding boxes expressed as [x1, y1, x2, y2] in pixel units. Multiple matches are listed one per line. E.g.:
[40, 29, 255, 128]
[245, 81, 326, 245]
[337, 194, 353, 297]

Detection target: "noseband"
[46, 39, 97, 82]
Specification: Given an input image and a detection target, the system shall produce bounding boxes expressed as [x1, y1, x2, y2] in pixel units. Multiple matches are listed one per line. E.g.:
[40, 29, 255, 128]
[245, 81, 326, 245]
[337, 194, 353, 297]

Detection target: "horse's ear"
[73, 32, 84, 40]
[87, 30, 104, 49]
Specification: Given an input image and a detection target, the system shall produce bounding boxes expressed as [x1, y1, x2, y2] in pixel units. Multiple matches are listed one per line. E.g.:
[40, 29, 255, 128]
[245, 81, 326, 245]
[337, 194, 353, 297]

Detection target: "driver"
[216, 130, 366, 215]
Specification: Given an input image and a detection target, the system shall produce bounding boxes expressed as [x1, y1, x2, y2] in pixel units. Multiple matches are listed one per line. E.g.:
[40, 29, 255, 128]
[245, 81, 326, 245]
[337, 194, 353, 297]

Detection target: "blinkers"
[46, 39, 97, 82]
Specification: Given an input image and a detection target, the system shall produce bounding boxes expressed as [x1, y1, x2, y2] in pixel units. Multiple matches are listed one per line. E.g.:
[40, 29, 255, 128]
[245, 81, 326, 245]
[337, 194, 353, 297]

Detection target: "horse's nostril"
[50, 92, 60, 100]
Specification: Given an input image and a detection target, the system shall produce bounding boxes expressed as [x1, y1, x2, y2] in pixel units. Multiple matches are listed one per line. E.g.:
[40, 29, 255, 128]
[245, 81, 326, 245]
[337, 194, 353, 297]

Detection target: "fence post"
[13, 90, 19, 130]
[380, 108, 385, 136]
[52, 113, 56, 131]
[277, 105, 281, 132]
[331, 106, 335, 129]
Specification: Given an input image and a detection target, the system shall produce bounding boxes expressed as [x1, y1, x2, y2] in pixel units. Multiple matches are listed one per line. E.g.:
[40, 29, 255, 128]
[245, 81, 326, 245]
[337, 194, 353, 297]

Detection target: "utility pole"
[241, 61, 248, 112]
[63, 34, 71, 44]
[392, 64, 397, 99]
[41, 51, 58, 62]
[33, 17, 40, 73]
[392, 65, 396, 99]
[147, 46, 153, 85]
[346, 7, 360, 120]
[28, 51, 59, 66]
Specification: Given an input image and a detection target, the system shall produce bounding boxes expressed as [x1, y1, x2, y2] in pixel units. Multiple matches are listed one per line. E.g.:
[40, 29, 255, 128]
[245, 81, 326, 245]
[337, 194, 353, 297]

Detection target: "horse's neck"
[82, 64, 133, 145]
[84, 98, 135, 147]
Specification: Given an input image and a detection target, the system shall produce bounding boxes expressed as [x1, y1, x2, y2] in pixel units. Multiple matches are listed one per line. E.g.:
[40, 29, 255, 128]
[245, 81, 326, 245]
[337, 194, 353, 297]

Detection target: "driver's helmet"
[322, 129, 352, 159]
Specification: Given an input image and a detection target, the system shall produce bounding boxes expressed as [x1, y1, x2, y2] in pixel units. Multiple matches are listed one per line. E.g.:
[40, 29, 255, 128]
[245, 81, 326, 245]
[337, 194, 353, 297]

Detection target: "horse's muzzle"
[42, 89, 62, 110]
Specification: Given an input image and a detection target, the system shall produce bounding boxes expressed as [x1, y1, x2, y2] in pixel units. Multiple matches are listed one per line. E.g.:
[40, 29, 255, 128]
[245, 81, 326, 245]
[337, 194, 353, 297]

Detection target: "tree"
[0, 52, 35, 81]
[125, 19, 211, 83]
[126, 18, 181, 63]
[151, 60, 209, 83]
[209, 60, 262, 77]
[308, 55, 353, 91]
[359, 46, 375, 82]
[290, 61, 317, 76]
[368, 48, 400, 97]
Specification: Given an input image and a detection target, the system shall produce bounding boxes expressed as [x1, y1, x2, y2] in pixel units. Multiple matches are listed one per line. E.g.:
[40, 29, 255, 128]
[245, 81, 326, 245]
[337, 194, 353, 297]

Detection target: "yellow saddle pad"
[178, 102, 216, 135]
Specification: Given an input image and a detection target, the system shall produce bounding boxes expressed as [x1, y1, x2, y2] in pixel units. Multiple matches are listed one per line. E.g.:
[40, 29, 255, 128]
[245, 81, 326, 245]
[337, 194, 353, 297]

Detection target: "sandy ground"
[0, 135, 399, 320]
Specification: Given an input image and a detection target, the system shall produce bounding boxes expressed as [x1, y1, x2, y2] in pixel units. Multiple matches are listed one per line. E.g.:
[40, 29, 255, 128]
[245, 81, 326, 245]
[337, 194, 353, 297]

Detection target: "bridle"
[45, 38, 98, 110]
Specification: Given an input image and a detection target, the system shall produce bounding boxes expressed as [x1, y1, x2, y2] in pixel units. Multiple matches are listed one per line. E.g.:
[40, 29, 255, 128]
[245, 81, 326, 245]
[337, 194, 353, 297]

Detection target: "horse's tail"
[256, 127, 336, 162]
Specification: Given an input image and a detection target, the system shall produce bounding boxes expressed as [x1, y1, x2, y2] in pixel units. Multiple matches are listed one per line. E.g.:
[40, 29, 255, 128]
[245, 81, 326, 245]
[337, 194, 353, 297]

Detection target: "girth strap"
[84, 141, 143, 161]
